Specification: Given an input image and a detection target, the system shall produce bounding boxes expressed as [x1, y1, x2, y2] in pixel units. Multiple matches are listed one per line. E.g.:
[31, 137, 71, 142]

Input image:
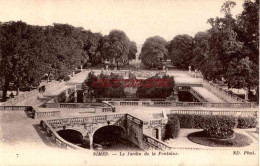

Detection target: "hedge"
[172, 114, 193, 128]
[164, 115, 180, 140]
[168, 114, 237, 129]
[237, 117, 257, 128]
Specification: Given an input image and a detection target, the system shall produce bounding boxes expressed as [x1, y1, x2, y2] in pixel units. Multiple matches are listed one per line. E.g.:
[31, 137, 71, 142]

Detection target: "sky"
[0, 0, 244, 45]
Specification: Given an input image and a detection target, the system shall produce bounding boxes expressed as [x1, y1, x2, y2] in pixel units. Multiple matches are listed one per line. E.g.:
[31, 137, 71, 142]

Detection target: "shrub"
[168, 114, 237, 129]
[57, 91, 66, 102]
[164, 115, 180, 140]
[136, 75, 175, 98]
[237, 117, 257, 128]
[64, 75, 71, 81]
[204, 127, 234, 139]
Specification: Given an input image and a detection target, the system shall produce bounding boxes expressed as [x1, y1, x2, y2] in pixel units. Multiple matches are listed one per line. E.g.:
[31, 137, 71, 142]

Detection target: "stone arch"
[92, 123, 126, 136]
[57, 127, 85, 136]
[92, 125, 126, 148]
[57, 129, 85, 145]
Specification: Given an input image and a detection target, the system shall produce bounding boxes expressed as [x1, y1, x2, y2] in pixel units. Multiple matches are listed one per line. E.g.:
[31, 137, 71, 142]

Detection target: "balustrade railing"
[46, 114, 126, 127]
[114, 100, 254, 108]
[202, 79, 248, 103]
[126, 114, 143, 127]
[170, 109, 257, 117]
[40, 120, 86, 150]
[187, 71, 252, 104]
[0, 106, 30, 111]
[189, 87, 208, 102]
[143, 134, 172, 150]
[35, 111, 60, 119]
[150, 119, 162, 126]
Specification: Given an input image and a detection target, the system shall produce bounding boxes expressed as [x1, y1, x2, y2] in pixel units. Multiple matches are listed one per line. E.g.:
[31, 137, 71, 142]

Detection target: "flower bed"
[188, 131, 253, 147]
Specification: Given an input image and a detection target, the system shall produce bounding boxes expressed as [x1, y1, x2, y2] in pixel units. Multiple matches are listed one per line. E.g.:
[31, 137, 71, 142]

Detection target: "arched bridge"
[40, 112, 171, 151]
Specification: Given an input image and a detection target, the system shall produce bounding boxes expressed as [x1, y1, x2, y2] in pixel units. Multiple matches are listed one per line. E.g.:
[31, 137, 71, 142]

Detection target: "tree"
[226, 57, 258, 98]
[188, 0, 259, 102]
[192, 1, 243, 81]
[101, 30, 134, 69]
[128, 41, 137, 62]
[168, 35, 193, 70]
[190, 31, 210, 70]
[236, 0, 259, 64]
[140, 36, 168, 68]
[83, 32, 102, 65]
[0, 21, 47, 98]
[0, 21, 106, 100]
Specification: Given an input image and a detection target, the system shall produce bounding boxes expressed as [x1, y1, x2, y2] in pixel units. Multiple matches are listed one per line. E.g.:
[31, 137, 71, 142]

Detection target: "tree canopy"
[101, 30, 136, 68]
[0, 22, 136, 100]
[140, 36, 168, 68]
[168, 34, 194, 70]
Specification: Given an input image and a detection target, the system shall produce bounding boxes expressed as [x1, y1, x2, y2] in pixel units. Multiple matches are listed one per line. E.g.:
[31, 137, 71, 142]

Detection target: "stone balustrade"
[126, 114, 143, 127]
[189, 87, 208, 102]
[0, 105, 60, 119]
[187, 71, 254, 104]
[153, 101, 173, 106]
[45, 102, 104, 108]
[0, 106, 30, 111]
[114, 100, 254, 108]
[150, 119, 162, 126]
[46, 114, 126, 128]
[202, 79, 248, 103]
[143, 134, 172, 150]
[120, 101, 139, 106]
[101, 107, 115, 112]
[35, 111, 60, 119]
[40, 120, 85, 150]
[170, 109, 257, 117]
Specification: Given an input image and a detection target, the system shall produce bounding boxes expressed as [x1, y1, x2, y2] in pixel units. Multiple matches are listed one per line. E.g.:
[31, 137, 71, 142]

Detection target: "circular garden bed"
[188, 131, 253, 147]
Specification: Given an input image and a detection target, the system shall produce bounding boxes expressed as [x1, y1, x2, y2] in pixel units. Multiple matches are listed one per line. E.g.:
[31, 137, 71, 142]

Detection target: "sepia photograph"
[0, 0, 259, 165]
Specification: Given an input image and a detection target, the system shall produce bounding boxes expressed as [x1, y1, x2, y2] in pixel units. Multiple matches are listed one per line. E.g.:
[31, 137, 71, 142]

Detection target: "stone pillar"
[245, 88, 249, 101]
[72, 71, 75, 77]
[195, 69, 198, 78]
[158, 127, 162, 140]
[80, 65, 83, 71]
[161, 126, 166, 141]
[89, 135, 93, 150]
[174, 87, 179, 102]
[65, 90, 69, 103]
[74, 91, 77, 103]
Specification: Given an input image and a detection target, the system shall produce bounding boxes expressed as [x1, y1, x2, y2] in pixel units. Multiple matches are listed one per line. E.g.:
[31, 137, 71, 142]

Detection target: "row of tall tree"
[140, 0, 259, 99]
[0, 22, 137, 101]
